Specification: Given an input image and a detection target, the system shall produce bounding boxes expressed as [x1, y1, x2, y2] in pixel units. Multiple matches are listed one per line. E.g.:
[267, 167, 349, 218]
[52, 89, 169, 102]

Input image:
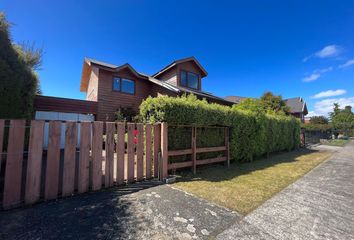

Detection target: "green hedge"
[140, 95, 301, 162]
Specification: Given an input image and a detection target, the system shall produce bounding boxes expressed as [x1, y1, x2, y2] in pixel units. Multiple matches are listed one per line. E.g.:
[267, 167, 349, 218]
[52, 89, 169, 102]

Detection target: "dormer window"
[180, 70, 199, 90]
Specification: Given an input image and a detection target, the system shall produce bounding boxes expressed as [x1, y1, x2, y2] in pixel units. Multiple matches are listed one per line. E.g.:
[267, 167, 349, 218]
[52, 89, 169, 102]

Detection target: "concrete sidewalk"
[217, 141, 354, 240]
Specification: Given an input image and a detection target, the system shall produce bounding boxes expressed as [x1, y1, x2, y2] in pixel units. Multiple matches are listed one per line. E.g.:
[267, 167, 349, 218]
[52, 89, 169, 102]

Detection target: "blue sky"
[2, 0, 354, 116]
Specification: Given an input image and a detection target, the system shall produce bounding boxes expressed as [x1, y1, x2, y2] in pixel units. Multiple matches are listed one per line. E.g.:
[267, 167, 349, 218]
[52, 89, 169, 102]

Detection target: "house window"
[113, 77, 135, 94]
[180, 70, 199, 89]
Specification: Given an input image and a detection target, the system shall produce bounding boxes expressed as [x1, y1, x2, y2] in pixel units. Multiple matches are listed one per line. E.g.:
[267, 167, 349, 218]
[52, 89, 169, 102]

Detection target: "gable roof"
[152, 56, 208, 78]
[284, 97, 308, 115]
[80, 57, 233, 105]
[80, 58, 143, 92]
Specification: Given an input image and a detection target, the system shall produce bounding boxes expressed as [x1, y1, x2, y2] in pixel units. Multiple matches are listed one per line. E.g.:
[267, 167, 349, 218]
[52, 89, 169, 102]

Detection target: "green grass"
[321, 139, 349, 147]
[173, 149, 332, 215]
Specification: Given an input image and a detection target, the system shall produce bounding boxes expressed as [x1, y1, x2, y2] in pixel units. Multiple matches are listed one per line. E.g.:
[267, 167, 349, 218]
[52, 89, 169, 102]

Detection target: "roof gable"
[152, 57, 208, 78]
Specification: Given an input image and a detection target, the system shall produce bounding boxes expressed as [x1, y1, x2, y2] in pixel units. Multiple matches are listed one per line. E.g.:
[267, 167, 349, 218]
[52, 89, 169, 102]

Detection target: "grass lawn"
[173, 149, 332, 215]
[321, 139, 349, 147]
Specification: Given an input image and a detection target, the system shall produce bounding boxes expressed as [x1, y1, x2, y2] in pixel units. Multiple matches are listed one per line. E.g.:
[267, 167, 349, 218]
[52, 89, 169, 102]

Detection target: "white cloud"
[311, 89, 347, 99]
[303, 45, 342, 62]
[310, 97, 354, 116]
[339, 59, 354, 69]
[302, 67, 332, 82]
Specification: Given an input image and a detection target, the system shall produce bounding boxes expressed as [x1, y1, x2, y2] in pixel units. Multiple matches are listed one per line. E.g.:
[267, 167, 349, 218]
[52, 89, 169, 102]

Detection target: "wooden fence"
[162, 124, 230, 174]
[0, 120, 229, 210]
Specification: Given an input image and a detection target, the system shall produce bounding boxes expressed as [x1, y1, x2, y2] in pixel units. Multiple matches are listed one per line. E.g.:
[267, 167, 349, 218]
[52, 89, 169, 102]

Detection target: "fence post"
[160, 122, 168, 181]
[225, 127, 230, 168]
[192, 127, 197, 174]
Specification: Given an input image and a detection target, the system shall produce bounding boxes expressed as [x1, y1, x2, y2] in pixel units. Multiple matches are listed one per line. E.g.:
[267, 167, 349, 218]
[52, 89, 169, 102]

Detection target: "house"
[283, 97, 308, 122]
[79, 57, 233, 121]
[225, 96, 308, 122]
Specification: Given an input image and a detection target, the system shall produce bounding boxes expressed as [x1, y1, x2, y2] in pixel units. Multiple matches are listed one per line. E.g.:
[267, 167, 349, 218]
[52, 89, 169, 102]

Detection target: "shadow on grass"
[0, 181, 162, 240]
[175, 148, 319, 183]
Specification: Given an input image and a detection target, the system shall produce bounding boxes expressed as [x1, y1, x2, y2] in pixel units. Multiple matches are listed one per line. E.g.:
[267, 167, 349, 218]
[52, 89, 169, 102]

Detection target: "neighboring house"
[284, 97, 308, 122]
[79, 57, 233, 121]
[225, 96, 308, 122]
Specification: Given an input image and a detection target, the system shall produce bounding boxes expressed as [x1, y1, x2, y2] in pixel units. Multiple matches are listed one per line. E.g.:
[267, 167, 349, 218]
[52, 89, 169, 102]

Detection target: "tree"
[232, 98, 266, 115]
[310, 116, 328, 125]
[330, 103, 354, 137]
[0, 12, 42, 118]
[260, 91, 290, 115]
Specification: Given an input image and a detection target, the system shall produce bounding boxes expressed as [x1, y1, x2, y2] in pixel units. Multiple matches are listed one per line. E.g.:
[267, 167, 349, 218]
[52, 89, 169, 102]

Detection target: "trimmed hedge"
[140, 95, 301, 162]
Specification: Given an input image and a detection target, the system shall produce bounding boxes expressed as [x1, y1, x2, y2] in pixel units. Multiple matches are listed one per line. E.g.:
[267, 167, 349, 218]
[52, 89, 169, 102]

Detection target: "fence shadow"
[175, 148, 319, 183]
[0, 180, 162, 240]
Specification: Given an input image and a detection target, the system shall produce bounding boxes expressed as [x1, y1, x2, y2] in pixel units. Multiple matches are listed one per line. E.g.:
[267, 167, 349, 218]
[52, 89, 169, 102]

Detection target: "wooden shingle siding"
[96, 69, 154, 121]
[86, 66, 99, 101]
[34, 95, 98, 115]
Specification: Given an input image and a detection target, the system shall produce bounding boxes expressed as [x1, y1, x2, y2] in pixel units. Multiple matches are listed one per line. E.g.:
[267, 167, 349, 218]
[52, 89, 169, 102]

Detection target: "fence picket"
[25, 120, 45, 204]
[78, 122, 91, 193]
[105, 122, 115, 187]
[92, 121, 103, 190]
[153, 124, 161, 178]
[62, 122, 77, 197]
[145, 124, 152, 179]
[3, 119, 26, 209]
[127, 123, 135, 182]
[0, 119, 4, 173]
[136, 123, 144, 181]
[45, 121, 61, 200]
[116, 123, 125, 185]
[161, 122, 168, 180]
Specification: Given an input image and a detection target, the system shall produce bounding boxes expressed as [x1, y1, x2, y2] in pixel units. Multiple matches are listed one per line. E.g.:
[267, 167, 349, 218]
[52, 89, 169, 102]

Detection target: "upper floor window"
[180, 70, 199, 89]
[113, 77, 135, 94]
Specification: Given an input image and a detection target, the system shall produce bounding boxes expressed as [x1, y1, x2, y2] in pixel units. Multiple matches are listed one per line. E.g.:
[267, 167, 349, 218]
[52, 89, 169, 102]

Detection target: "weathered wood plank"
[153, 124, 161, 178]
[3, 119, 26, 209]
[105, 122, 115, 187]
[0, 119, 4, 173]
[160, 122, 168, 180]
[62, 122, 77, 197]
[78, 122, 91, 193]
[197, 157, 227, 166]
[196, 146, 227, 153]
[25, 120, 45, 204]
[168, 161, 193, 170]
[45, 121, 61, 200]
[92, 121, 103, 191]
[127, 123, 135, 183]
[192, 127, 197, 174]
[136, 123, 144, 181]
[168, 149, 193, 156]
[145, 124, 152, 179]
[116, 123, 125, 185]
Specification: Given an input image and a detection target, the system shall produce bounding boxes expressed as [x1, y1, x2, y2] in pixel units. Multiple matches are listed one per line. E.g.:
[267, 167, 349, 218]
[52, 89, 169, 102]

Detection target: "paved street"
[217, 140, 354, 240]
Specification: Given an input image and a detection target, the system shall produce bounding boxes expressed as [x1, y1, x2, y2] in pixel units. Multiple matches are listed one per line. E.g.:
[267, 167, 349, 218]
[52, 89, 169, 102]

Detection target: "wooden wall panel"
[92, 121, 103, 190]
[116, 123, 125, 185]
[45, 121, 61, 200]
[136, 124, 144, 181]
[145, 124, 152, 179]
[62, 122, 77, 197]
[153, 124, 161, 178]
[78, 122, 91, 193]
[0, 119, 4, 173]
[3, 120, 26, 209]
[105, 122, 115, 187]
[25, 120, 45, 204]
[127, 123, 135, 183]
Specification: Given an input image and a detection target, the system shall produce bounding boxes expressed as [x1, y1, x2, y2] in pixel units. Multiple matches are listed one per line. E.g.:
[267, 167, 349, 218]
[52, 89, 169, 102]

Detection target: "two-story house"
[79, 57, 233, 121]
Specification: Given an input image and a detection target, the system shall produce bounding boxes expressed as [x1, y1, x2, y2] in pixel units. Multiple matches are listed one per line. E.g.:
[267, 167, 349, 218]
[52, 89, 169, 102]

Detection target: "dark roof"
[284, 97, 308, 115]
[81, 57, 233, 105]
[224, 96, 249, 104]
[152, 57, 208, 78]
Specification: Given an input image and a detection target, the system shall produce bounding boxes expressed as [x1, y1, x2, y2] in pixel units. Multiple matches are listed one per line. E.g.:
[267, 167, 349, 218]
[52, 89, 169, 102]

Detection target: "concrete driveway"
[0, 180, 240, 240]
[217, 140, 354, 240]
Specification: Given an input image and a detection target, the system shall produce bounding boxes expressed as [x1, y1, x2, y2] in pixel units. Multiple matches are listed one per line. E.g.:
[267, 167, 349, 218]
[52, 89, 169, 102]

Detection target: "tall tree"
[0, 12, 42, 118]
[330, 103, 354, 137]
[260, 91, 290, 115]
[310, 116, 328, 125]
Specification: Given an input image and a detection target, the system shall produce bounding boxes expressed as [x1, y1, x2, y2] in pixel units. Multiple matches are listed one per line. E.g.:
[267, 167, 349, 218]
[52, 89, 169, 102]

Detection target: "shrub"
[140, 95, 300, 162]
